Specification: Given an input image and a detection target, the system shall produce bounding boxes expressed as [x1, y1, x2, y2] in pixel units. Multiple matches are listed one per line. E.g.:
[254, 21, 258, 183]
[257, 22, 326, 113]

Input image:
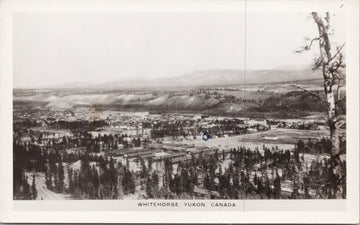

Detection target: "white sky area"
[13, 11, 345, 88]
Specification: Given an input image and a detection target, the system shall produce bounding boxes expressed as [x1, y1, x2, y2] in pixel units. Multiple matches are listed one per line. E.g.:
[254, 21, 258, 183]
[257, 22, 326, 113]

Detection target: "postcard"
[0, 0, 358, 223]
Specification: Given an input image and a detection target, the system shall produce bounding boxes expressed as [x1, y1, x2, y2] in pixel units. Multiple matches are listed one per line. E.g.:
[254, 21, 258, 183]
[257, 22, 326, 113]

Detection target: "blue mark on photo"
[202, 132, 210, 141]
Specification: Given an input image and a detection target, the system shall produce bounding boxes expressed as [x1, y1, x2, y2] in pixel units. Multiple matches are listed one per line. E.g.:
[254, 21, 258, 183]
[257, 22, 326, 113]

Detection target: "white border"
[0, 0, 359, 223]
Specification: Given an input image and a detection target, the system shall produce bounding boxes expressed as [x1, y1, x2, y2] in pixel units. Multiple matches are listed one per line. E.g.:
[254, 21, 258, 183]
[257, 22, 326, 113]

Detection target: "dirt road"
[26, 172, 68, 200]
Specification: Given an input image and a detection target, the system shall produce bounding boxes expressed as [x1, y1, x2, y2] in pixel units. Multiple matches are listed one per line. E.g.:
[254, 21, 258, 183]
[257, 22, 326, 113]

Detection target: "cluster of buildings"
[267, 119, 323, 130]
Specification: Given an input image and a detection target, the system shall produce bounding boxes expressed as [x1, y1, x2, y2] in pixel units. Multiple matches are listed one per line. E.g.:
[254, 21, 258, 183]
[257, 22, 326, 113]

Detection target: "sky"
[13, 11, 345, 88]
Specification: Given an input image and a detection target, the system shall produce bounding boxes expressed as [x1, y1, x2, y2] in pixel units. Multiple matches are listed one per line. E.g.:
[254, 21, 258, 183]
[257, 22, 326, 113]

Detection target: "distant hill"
[15, 69, 322, 90]
[91, 69, 321, 89]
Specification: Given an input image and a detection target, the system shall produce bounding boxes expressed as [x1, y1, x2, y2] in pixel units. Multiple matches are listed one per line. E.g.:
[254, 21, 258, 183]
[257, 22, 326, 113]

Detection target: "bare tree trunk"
[312, 12, 345, 198]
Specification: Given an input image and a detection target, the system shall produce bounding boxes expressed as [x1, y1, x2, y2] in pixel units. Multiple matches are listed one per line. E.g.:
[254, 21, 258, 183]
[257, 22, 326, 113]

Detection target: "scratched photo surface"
[13, 11, 346, 200]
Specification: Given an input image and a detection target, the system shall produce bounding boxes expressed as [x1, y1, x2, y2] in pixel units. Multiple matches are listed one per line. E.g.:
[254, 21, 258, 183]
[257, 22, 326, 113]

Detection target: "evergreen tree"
[265, 175, 271, 199]
[163, 159, 173, 189]
[303, 174, 310, 199]
[57, 159, 65, 193]
[109, 157, 118, 198]
[45, 169, 52, 190]
[90, 165, 100, 199]
[152, 171, 159, 191]
[53, 169, 59, 192]
[273, 172, 281, 199]
[31, 173, 37, 200]
[68, 167, 74, 194]
[146, 177, 153, 198]
[23, 174, 31, 199]
[140, 157, 147, 179]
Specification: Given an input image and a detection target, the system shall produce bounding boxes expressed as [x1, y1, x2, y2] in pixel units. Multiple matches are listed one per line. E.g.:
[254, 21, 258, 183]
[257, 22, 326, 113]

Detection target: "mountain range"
[90, 69, 321, 89]
[21, 69, 322, 89]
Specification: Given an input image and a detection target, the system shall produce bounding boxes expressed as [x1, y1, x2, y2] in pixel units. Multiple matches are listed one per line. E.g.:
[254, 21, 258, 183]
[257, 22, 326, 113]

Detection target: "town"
[14, 99, 343, 200]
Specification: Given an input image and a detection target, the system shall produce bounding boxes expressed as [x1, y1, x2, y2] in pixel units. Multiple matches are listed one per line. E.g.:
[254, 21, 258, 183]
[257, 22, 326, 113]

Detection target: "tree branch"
[335, 120, 346, 129]
[290, 84, 326, 102]
[295, 37, 320, 53]
[328, 43, 345, 63]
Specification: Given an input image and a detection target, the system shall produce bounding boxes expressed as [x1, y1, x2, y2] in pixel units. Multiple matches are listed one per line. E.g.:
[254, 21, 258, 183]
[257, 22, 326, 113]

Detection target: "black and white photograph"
[1, 0, 359, 223]
[12, 10, 348, 201]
